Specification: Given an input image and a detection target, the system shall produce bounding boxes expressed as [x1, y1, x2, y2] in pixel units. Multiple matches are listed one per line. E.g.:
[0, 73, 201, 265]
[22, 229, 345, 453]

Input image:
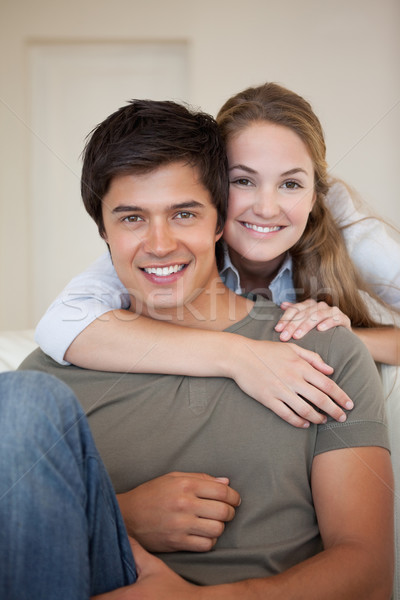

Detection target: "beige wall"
[1, 0, 399, 329]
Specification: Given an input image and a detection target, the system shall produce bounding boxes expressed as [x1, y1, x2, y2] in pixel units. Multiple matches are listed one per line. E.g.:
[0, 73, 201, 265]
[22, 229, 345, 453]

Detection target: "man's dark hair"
[81, 99, 228, 238]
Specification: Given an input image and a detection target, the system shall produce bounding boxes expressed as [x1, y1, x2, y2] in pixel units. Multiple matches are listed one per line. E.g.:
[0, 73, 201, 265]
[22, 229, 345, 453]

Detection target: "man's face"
[102, 162, 222, 319]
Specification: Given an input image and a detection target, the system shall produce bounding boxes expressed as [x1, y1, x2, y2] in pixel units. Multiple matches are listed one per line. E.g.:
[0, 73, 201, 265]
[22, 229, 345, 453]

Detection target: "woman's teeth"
[144, 264, 185, 276]
[243, 223, 281, 233]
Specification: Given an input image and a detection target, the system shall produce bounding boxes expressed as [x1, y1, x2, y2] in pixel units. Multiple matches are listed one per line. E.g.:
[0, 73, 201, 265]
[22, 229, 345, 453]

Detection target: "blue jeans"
[0, 370, 137, 599]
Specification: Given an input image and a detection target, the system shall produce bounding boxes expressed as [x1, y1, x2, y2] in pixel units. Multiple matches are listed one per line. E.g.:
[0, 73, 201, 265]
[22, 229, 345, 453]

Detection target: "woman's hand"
[228, 336, 354, 428]
[275, 300, 351, 341]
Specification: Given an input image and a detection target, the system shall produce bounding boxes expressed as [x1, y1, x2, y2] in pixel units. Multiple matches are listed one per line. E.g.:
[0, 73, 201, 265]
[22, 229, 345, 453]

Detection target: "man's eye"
[176, 211, 194, 219]
[123, 215, 143, 223]
[281, 180, 301, 190]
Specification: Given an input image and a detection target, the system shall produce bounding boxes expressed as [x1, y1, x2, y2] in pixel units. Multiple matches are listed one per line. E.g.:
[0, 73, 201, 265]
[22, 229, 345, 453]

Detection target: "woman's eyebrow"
[229, 165, 309, 176]
[229, 164, 257, 174]
[280, 167, 309, 177]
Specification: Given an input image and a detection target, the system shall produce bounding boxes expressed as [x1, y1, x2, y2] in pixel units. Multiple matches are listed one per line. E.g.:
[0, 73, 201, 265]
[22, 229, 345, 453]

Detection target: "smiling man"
[101, 163, 225, 319]
[15, 99, 394, 599]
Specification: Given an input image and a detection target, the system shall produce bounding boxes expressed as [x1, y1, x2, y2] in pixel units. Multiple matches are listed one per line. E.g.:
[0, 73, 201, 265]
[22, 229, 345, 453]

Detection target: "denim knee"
[0, 370, 84, 437]
[0, 371, 90, 494]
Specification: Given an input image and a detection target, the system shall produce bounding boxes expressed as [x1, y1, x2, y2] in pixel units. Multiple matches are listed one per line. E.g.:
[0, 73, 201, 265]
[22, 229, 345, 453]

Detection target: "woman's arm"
[35, 252, 129, 364]
[353, 326, 400, 365]
[275, 299, 400, 365]
[36, 255, 353, 427]
[65, 309, 353, 427]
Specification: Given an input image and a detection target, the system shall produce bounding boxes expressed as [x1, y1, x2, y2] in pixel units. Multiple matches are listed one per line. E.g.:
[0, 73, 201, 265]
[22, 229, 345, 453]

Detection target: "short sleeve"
[313, 327, 390, 455]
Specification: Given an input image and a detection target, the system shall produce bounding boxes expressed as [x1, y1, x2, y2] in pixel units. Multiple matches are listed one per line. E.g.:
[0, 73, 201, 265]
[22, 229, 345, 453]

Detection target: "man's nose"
[143, 221, 178, 257]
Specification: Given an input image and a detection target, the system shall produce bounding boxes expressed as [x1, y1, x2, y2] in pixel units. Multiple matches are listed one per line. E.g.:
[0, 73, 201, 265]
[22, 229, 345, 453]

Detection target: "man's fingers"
[177, 534, 219, 553]
[170, 472, 241, 508]
[129, 537, 152, 574]
[193, 498, 237, 523]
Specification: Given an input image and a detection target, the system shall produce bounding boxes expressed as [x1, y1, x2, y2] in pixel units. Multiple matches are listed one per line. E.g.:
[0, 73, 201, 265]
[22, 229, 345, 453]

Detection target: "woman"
[35, 82, 400, 427]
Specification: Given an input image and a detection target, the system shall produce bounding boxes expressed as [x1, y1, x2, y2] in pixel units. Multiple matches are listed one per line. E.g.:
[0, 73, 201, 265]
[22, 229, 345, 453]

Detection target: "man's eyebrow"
[112, 205, 142, 213]
[169, 200, 206, 211]
[111, 200, 205, 214]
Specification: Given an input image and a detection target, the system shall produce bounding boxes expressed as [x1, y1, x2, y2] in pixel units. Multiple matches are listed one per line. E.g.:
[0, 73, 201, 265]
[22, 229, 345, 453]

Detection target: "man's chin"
[133, 298, 184, 322]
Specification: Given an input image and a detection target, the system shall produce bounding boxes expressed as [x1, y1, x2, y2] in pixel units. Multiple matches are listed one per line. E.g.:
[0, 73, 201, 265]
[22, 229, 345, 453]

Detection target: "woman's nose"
[253, 189, 281, 219]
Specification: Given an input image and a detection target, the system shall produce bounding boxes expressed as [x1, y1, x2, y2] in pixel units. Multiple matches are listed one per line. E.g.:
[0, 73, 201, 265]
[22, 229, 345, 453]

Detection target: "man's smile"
[142, 264, 187, 277]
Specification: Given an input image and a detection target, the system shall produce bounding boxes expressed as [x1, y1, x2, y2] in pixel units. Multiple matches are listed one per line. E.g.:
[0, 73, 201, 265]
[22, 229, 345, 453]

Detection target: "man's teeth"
[144, 265, 185, 276]
[244, 223, 281, 233]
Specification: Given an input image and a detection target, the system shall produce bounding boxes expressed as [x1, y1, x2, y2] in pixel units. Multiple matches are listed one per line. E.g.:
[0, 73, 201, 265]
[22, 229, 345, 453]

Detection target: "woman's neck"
[228, 248, 286, 296]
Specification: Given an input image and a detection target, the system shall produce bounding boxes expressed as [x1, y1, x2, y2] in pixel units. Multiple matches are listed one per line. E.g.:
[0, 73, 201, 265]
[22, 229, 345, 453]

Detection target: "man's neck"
[175, 277, 253, 332]
[134, 275, 254, 332]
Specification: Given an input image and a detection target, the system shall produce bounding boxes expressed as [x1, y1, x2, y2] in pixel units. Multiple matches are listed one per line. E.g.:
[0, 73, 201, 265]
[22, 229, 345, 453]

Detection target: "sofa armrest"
[0, 330, 38, 372]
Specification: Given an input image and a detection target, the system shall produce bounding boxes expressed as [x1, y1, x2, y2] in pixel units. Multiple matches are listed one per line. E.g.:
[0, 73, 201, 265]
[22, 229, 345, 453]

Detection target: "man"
[15, 99, 393, 598]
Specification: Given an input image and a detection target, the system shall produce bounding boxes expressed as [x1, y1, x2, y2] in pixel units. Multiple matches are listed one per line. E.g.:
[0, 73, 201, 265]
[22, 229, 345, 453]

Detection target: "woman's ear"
[310, 190, 317, 212]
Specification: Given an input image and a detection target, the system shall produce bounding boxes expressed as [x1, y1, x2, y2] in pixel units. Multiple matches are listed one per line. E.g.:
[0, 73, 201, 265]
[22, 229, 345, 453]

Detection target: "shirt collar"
[219, 242, 295, 304]
[219, 243, 243, 295]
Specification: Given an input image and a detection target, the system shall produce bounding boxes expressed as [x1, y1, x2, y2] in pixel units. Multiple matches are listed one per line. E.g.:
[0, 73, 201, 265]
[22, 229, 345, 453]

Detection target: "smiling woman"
[223, 122, 316, 292]
[216, 83, 400, 360]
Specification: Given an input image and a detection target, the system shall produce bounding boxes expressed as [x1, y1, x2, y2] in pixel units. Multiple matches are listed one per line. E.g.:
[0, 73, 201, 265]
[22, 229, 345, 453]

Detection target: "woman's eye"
[231, 178, 252, 187]
[281, 180, 301, 190]
[123, 215, 143, 223]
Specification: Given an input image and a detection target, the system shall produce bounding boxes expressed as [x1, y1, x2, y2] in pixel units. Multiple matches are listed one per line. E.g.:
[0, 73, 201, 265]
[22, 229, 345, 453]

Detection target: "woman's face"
[223, 121, 316, 270]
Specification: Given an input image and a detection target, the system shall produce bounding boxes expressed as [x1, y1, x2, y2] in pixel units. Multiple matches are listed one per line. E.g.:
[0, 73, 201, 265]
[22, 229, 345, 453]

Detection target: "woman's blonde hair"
[216, 82, 389, 327]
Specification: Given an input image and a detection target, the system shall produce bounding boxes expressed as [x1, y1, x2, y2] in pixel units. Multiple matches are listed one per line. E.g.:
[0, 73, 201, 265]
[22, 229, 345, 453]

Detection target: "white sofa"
[0, 330, 38, 372]
[0, 330, 399, 597]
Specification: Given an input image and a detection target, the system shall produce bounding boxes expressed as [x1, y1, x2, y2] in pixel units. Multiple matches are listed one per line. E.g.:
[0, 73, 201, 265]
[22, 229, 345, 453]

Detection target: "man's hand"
[117, 472, 241, 552]
[91, 539, 200, 600]
[128, 538, 201, 599]
[228, 337, 354, 428]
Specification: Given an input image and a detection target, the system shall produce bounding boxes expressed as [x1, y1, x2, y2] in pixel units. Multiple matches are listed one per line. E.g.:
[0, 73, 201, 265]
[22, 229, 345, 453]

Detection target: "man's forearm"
[108, 541, 393, 600]
[197, 543, 393, 600]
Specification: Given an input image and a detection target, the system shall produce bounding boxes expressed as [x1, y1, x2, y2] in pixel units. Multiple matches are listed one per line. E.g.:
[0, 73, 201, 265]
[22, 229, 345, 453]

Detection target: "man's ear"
[215, 229, 224, 243]
[100, 228, 108, 243]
